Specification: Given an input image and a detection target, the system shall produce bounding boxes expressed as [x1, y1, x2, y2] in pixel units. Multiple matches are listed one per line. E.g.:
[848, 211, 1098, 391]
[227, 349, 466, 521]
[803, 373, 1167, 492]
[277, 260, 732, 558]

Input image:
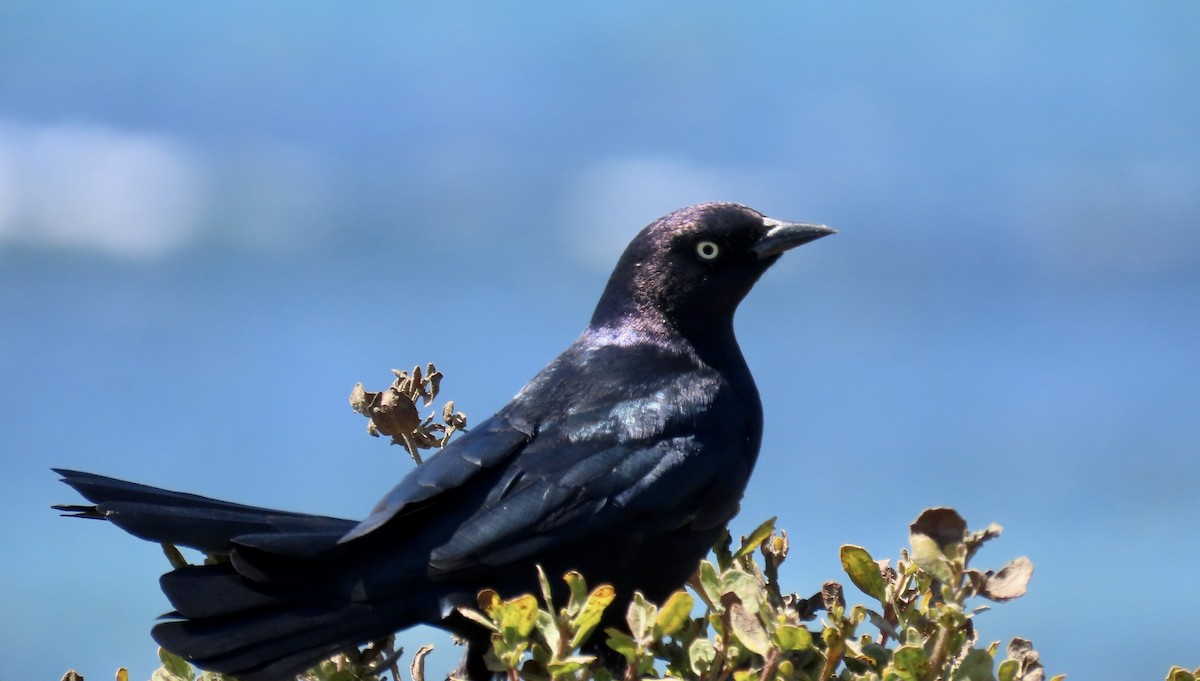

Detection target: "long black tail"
[151, 564, 432, 681]
[53, 469, 434, 681]
[53, 468, 357, 554]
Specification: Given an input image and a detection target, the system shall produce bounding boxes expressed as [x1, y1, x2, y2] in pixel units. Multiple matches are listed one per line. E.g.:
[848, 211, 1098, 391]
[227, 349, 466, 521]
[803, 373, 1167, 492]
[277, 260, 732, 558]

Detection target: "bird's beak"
[753, 218, 837, 258]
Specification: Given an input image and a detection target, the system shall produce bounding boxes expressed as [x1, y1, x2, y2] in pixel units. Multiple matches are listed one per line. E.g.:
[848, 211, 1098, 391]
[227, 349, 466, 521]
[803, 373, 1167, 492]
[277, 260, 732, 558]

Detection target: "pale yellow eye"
[696, 241, 719, 260]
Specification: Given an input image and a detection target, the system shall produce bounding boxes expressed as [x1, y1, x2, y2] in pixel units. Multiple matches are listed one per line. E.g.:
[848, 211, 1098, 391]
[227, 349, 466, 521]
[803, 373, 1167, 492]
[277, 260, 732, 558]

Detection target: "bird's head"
[589, 202, 834, 342]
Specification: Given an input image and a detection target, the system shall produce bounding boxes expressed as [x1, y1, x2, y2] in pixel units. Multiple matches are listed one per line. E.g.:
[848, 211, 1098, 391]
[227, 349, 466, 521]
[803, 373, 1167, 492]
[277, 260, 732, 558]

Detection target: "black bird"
[54, 202, 833, 680]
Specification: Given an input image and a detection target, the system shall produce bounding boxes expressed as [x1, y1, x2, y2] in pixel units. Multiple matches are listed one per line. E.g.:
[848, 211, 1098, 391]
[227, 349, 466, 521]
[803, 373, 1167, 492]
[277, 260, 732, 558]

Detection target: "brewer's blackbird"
[55, 201, 833, 680]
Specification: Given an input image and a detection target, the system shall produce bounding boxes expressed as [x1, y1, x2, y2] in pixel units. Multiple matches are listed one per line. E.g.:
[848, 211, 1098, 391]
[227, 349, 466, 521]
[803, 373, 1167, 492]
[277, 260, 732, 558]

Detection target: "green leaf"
[720, 569, 763, 614]
[569, 584, 616, 648]
[997, 659, 1018, 681]
[861, 641, 892, 669]
[909, 533, 957, 583]
[503, 594, 540, 640]
[697, 560, 721, 607]
[865, 608, 901, 640]
[456, 606, 500, 633]
[536, 564, 555, 612]
[564, 571, 588, 615]
[1166, 668, 1197, 681]
[771, 624, 812, 652]
[546, 656, 596, 676]
[953, 648, 997, 681]
[733, 517, 776, 560]
[840, 544, 887, 602]
[625, 592, 657, 641]
[535, 610, 560, 655]
[498, 641, 531, 669]
[688, 638, 717, 676]
[728, 602, 770, 657]
[890, 645, 930, 681]
[157, 647, 194, 681]
[653, 590, 694, 638]
[604, 627, 638, 662]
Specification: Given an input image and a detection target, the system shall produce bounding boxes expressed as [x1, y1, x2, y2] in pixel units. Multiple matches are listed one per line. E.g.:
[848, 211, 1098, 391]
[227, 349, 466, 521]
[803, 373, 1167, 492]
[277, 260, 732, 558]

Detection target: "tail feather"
[53, 468, 356, 553]
[159, 565, 285, 619]
[153, 603, 361, 668]
[153, 571, 430, 681]
[54, 469, 442, 680]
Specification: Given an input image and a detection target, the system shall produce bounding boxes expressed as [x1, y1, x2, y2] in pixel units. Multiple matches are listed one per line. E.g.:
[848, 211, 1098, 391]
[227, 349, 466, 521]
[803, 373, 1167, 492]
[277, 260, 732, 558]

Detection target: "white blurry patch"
[1013, 158, 1200, 278]
[0, 119, 205, 258]
[559, 157, 785, 270]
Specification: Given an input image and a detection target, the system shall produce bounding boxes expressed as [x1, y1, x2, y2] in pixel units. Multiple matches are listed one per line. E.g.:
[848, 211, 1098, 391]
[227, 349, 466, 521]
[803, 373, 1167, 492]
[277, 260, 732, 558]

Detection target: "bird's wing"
[338, 414, 533, 543]
[424, 431, 729, 578]
[343, 342, 747, 585]
[423, 356, 747, 580]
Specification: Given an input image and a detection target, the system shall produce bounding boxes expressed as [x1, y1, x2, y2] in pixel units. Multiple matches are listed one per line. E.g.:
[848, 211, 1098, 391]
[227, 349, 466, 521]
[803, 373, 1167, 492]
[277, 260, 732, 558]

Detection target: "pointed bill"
[753, 217, 836, 258]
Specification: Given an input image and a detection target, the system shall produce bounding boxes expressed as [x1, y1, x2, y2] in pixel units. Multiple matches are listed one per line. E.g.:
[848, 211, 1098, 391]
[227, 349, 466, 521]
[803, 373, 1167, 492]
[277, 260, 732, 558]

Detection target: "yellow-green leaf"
[605, 627, 638, 661]
[733, 517, 776, 560]
[653, 590, 694, 638]
[841, 544, 887, 602]
[157, 647, 193, 681]
[771, 624, 812, 651]
[564, 571, 588, 615]
[569, 584, 616, 648]
[497, 593, 539, 641]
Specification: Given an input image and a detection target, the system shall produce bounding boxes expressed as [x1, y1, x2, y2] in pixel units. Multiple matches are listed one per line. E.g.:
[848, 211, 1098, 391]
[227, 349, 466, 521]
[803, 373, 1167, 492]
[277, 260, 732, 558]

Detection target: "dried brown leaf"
[981, 557, 1033, 602]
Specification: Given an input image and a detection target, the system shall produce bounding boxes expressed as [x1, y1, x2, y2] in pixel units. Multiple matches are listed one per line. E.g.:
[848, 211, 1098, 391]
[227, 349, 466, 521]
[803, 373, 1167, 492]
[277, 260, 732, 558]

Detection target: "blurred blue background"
[3, 3, 1198, 679]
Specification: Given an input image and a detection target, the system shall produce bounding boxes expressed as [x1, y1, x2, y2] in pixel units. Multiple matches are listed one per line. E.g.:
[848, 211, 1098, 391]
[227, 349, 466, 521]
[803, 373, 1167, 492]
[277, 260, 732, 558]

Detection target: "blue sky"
[2, 3, 1198, 680]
